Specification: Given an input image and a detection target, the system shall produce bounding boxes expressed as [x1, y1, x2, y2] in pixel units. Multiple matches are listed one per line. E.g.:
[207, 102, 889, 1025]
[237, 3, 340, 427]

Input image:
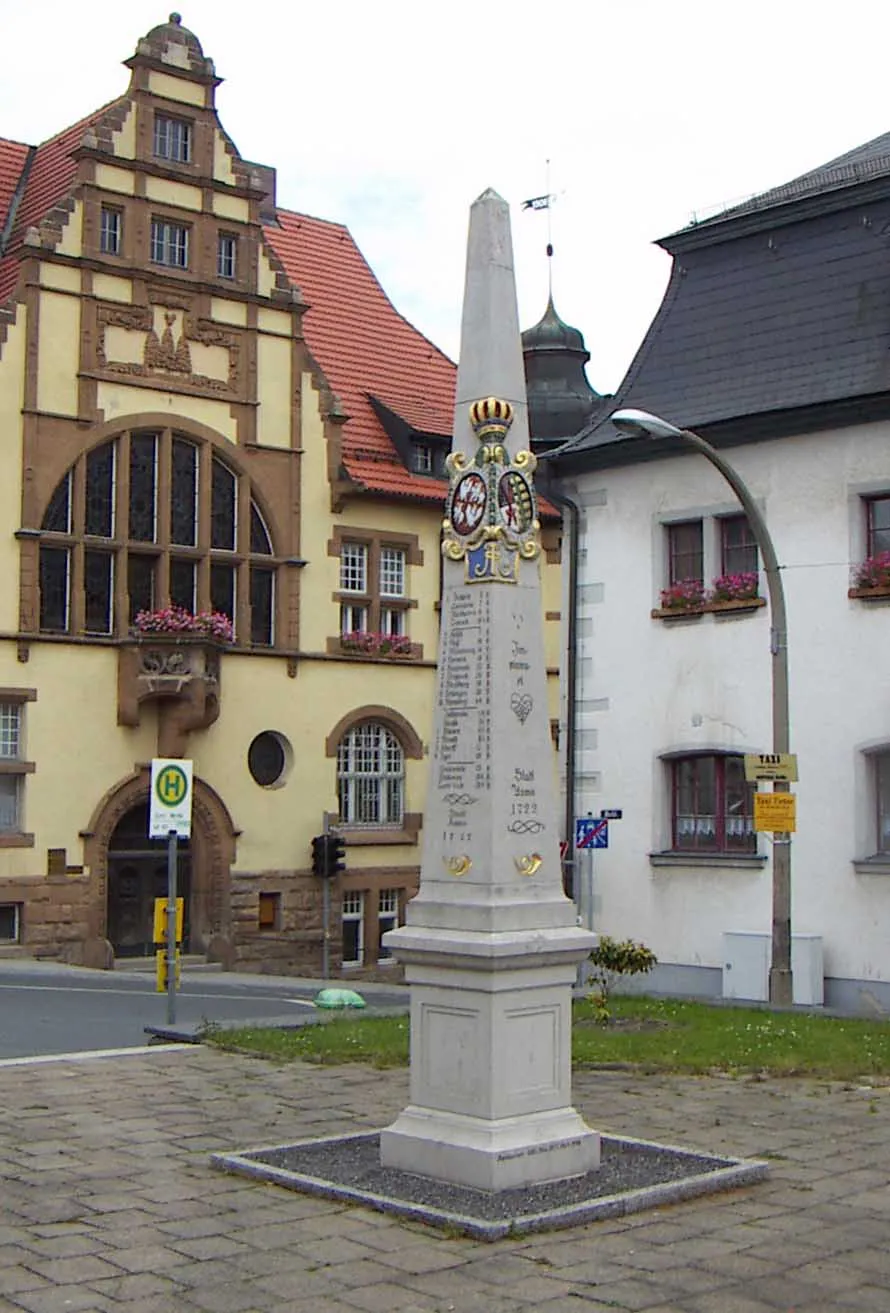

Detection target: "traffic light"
[326, 832, 346, 876]
[310, 832, 347, 877]
[311, 834, 328, 877]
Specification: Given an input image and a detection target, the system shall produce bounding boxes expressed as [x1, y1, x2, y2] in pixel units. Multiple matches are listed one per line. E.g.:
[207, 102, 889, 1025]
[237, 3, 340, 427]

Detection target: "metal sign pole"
[166, 830, 177, 1025]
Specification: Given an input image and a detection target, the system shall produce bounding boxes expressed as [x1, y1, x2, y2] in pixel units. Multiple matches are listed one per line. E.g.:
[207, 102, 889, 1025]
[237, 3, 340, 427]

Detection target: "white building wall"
[565, 419, 890, 1008]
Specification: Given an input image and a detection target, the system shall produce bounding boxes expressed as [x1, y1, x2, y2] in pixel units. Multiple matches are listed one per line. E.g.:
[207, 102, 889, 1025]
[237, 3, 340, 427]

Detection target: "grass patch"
[204, 1014, 410, 1068]
[203, 996, 890, 1081]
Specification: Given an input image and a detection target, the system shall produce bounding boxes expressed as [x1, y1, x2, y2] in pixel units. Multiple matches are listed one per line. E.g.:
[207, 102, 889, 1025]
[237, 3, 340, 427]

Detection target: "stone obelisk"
[380, 190, 599, 1191]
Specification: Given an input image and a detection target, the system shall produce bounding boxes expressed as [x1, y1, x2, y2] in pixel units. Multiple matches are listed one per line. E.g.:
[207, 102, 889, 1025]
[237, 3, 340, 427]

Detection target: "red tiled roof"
[0, 137, 30, 305]
[0, 100, 123, 306]
[0, 138, 30, 232]
[265, 209, 456, 502]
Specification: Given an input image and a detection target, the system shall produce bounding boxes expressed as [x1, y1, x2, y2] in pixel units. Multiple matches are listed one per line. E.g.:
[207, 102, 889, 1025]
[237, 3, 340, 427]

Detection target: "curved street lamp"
[610, 408, 793, 1007]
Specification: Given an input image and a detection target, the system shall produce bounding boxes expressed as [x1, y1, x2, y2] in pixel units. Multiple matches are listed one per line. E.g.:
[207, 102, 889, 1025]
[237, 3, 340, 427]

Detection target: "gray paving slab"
[0, 1047, 888, 1313]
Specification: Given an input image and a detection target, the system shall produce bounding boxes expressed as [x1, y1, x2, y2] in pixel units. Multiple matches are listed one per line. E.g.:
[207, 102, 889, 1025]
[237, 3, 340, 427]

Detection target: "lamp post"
[610, 408, 793, 1007]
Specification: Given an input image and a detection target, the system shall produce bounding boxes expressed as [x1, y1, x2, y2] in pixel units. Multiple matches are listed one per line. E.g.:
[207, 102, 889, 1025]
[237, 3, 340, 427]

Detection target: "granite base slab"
[211, 1130, 768, 1240]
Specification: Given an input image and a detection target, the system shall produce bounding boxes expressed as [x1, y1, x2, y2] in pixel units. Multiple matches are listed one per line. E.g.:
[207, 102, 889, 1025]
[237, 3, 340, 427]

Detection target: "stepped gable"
[0, 99, 125, 304]
[266, 209, 456, 502]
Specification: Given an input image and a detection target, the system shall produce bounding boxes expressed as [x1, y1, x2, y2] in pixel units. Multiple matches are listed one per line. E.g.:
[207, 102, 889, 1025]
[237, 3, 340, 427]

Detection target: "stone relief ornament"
[442, 397, 541, 584]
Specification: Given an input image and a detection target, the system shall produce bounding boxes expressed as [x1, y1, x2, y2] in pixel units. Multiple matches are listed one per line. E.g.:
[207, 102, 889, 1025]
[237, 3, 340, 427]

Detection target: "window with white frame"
[377, 888, 400, 961]
[340, 543, 368, 593]
[100, 206, 122, 256]
[153, 114, 192, 163]
[379, 547, 405, 597]
[340, 543, 370, 634]
[412, 443, 434, 474]
[0, 703, 26, 834]
[150, 219, 189, 268]
[337, 723, 404, 826]
[217, 233, 237, 280]
[334, 537, 413, 648]
[341, 891, 364, 965]
[670, 753, 755, 854]
[379, 607, 405, 637]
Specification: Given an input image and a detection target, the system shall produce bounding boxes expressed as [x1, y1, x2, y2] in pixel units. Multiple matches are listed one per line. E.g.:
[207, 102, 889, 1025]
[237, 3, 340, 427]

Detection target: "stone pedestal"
[380, 925, 598, 1190]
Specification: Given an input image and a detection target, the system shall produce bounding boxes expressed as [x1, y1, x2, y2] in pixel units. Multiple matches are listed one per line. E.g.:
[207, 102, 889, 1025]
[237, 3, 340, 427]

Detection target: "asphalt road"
[0, 961, 408, 1060]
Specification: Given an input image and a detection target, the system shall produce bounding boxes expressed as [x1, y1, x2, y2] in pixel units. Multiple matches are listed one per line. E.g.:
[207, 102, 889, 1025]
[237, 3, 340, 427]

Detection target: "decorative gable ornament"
[442, 396, 540, 584]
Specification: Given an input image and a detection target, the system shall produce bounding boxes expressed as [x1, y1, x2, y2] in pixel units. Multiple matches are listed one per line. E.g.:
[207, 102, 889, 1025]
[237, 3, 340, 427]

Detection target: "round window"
[248, 731, 292, 788]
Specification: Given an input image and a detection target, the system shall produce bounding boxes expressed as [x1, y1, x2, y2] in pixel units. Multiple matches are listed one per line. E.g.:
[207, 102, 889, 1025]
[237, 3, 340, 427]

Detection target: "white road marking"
[0, 1044, 194, 1068]
[0, 984, 315, 1004]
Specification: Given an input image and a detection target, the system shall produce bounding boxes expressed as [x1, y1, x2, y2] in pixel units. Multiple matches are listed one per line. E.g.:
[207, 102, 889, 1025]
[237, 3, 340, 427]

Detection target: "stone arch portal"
[82, 767, 237, 965]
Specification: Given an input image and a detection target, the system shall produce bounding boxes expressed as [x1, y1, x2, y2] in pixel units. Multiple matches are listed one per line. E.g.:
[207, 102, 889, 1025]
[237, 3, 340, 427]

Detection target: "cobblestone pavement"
[1, 1045, 888, 1312]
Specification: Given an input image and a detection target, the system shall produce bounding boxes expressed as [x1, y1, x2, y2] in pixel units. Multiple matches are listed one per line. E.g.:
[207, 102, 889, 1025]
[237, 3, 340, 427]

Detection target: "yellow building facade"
[0, 17, 564, 976]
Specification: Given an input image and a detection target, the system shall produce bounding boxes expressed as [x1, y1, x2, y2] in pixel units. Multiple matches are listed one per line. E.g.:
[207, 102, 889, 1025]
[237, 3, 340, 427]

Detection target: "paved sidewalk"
[1, 1047, 888, 1312]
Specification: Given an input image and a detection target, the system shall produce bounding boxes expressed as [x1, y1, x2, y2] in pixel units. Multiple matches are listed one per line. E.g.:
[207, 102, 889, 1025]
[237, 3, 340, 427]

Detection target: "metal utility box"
[722, 932, 824, 1006]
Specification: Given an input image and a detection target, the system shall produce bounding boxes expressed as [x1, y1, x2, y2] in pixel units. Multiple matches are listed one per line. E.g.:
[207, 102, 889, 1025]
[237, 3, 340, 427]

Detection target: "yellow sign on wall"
[153, 897, 184, 945]
[744, 753, 798, 782]
[754, 792, 797, 833]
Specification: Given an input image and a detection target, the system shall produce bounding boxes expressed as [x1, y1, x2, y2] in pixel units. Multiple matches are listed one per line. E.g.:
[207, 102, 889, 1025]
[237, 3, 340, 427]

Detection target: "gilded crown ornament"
[441, 396, 541, 582]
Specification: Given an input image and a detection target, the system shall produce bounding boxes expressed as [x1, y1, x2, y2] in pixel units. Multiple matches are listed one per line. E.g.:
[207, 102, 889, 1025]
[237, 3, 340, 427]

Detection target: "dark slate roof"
[554, 139, 890, 469]
[666, 129, 890, 241]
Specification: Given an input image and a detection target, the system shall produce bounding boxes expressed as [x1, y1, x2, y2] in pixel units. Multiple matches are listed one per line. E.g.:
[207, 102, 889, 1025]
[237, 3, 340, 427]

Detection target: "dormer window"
[153, 113, 192, 163]
[412, 443, 434, 475]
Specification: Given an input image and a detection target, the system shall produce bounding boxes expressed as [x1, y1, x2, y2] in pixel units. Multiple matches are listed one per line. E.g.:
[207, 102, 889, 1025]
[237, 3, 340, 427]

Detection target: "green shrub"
[589, 935, 657, 1022]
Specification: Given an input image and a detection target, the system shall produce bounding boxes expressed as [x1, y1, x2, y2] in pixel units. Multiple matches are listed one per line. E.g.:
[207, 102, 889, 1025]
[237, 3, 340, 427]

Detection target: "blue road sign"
[575, 817, 608, 850]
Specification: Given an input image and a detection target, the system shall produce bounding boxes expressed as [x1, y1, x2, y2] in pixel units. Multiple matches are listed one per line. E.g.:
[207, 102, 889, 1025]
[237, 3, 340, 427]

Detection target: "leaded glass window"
[85, 444, 114, 538]
[170, 559, 196, 612]
[337, 723, 404, 826]
[170, 439, 197, 546]
[250, 568, 274, 646]
[129, 434, 157, 542]
[36, 431, 277, 646]
[127, 555, 155, 622]
[41, 473, 70, 534]
[84, 551, 113, 634]
[211, 458, 236, 550]
[39, 546, 69, 632]
[250, 505, 272, 555]
[210, 562, 235, 624]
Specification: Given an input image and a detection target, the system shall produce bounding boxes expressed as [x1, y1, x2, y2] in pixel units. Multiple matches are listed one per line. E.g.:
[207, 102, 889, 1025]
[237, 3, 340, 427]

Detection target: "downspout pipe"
[540, 474, 580, 902]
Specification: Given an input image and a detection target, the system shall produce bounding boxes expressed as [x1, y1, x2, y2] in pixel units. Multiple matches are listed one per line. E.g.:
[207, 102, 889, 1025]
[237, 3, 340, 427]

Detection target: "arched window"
[336, 722, 404, 826]
[36, 431, 277, 646]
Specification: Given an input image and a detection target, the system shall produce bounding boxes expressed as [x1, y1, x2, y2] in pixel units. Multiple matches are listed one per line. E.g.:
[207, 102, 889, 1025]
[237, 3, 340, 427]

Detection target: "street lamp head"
[610, 408, 686, 441]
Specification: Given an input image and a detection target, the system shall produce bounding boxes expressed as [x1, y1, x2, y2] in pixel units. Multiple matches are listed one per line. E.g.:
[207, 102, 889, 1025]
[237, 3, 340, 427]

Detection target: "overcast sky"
[1, 1, 887, 394]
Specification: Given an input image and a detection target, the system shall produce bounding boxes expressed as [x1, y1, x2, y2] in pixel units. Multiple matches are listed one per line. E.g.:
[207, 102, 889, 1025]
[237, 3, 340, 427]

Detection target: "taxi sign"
[744, 753, 798, 783]
[754, 792, 797, 833]
[149, 758, 194, 838]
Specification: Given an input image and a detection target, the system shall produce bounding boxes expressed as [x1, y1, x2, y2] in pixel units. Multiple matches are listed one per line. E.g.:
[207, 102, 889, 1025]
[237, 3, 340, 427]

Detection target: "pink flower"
[660, 579, 706, 610]
[710, 572, 759, 602]
[133, 607, 234, 642]
[853, 552, 890, 590]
